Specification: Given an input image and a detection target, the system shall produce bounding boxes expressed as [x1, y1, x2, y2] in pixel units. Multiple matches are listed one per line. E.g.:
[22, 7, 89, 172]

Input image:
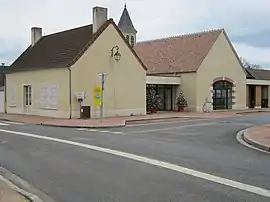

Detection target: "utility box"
[80, 106, 91, 119]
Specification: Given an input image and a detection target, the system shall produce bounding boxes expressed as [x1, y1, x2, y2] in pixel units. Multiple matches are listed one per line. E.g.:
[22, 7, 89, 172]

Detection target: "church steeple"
[118, 4, 137, 47]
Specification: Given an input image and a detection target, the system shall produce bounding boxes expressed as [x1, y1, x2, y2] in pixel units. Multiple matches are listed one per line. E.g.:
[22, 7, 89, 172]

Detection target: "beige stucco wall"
[196, 32, 247, 112]
[71, 23, 146, 118]
[6, 68, 69, 118]
[177, 73, 197, 111]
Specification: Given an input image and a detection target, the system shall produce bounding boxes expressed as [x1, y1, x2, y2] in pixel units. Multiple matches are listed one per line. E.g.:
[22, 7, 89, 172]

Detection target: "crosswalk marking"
[77, 128, 123, 134]
[0, 121, 25, 126]
[2, 121, 24, 125]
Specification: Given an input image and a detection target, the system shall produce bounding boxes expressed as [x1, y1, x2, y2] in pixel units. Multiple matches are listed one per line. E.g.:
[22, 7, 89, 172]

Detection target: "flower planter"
[178, 106, 184, 112]
[151, 107, 158, 113]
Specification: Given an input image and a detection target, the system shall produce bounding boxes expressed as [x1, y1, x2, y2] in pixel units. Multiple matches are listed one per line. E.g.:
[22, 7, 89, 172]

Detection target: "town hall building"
[3, 5, 270, 119]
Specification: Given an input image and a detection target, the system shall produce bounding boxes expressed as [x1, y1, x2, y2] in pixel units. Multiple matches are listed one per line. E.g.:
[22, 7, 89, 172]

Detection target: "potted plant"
[146, 86, 162, 113]
[176, 92, 188, 112]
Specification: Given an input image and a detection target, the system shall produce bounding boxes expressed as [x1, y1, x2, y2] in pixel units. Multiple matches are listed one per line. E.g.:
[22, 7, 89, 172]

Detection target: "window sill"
[40, 107, 58, 110]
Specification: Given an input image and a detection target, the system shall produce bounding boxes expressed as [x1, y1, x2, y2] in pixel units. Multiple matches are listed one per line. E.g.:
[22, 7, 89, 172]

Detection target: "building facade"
[4, 7, 147, 119]
[4, 5, 270, 119]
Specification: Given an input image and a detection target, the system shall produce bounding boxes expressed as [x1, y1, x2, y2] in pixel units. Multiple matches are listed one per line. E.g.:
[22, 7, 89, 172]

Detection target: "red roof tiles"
[134, 29, 223, 74]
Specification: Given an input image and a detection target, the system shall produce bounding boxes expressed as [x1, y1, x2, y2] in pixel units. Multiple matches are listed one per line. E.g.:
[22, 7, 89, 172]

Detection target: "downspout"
[67, 67, 72, 119]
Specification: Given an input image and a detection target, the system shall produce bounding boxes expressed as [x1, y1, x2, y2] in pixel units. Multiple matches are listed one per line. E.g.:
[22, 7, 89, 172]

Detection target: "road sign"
[93, 85, 101, 107]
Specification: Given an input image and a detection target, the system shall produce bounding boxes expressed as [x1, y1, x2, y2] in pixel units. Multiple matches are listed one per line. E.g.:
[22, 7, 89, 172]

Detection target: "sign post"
[98, 72, 107, 122]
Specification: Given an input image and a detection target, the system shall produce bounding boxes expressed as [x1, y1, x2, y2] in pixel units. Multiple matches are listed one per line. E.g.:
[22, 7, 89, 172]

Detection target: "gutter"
[67, 67, 72, 119]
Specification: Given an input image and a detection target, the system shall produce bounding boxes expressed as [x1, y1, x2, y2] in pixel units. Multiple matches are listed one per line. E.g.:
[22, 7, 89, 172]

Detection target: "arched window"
[131, 36, 135, 47]
[126, 35, 129, 43]
[213, 80, 233, 110]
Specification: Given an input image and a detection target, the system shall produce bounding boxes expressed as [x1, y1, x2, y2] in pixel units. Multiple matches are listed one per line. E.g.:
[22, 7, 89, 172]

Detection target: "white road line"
[2, 121, 24, 125]
[0, 128, 269, 198]
[0, 123, 10, 126]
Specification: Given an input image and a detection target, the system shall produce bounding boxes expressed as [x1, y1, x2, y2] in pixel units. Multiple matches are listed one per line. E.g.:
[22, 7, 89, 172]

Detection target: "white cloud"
[233, 43, 270, 68]
[1, 0, 270, 65]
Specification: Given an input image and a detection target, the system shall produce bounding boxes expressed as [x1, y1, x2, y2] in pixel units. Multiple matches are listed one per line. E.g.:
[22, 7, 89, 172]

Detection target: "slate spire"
[118, 4, 137, 34]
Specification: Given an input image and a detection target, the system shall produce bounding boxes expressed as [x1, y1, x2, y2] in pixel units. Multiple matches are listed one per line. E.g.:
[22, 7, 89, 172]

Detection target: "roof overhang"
[146, 75, 181, 85]
[246, 79, 270, 85]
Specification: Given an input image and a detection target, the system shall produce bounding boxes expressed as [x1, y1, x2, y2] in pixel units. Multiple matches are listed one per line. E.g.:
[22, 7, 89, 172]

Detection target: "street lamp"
[111, 46, 121, 62]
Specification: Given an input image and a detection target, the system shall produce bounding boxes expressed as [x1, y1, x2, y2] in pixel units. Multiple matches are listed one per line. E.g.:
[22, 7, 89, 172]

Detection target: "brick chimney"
[92, 7, 108, 34]
[31, 27, 42, 46]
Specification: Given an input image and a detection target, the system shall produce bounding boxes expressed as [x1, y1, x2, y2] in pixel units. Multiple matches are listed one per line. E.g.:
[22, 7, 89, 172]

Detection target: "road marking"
[0, 128, 270, 198]
[77, 128, 123, 134]
[2, 121, 25, 125]
[0, 122, 10, 126]
[236, 129, 270, 154]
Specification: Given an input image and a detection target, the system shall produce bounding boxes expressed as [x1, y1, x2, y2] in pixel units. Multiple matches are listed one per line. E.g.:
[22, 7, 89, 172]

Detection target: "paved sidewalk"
[243, 124, 270, 152]
[0, 109, 269, 128]
[0, 179, 29, 202]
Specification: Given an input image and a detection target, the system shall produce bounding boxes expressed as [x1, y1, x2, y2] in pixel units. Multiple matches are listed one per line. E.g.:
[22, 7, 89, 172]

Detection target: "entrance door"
[23, 85, 32, 113]
[165, 85, 173, 110]
[213, 81, 233, 110]
[261, 85, 268, 108]
[249, 85, 256, 108]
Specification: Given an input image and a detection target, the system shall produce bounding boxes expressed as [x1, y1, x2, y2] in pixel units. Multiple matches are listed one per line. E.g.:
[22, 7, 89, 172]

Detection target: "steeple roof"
[118, 4, 137, 34]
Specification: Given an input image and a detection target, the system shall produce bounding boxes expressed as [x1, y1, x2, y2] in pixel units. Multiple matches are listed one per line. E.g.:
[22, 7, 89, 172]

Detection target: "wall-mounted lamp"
[111, 46, 121, 62]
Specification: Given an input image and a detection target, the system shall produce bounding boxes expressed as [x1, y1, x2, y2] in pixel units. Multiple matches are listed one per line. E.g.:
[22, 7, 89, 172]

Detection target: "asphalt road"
[0, 113, 270, 202]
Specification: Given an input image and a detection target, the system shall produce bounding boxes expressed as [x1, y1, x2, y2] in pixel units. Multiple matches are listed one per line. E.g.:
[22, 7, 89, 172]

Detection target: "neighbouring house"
[245, 68, 270, 109]
[4, 6, 147, 119]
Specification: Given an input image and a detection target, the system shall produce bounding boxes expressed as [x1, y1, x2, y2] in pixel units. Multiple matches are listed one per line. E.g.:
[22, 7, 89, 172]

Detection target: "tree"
[175, 92, 188, 108]
[146, 86, 162, 112]
[240, 57, 261, 69]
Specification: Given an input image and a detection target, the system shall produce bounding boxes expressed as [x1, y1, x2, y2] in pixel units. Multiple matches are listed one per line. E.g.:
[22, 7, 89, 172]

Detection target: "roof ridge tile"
[137, 28, 224, 44]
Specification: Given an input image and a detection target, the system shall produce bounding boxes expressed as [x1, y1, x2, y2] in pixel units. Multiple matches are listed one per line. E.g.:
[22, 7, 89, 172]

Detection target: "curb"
[38, 122, 126, 129]
[0, 167, 47, 202]
[242, 129, 270, 152]
[0, 167, 57, 202]
[236, 110, 270, 115]
[125, 116, 204, 124]
[0, 118, 13, 122]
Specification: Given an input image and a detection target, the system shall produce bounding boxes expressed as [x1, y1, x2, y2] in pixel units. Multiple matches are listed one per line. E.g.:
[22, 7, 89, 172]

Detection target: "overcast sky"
[1, 0, 270, 67]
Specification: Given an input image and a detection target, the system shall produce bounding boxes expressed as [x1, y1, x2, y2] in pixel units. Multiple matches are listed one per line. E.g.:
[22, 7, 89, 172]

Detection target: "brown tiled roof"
[245, 68, 270, 80]
[134, 29, 223, 74]
[5, 19, 146, 73]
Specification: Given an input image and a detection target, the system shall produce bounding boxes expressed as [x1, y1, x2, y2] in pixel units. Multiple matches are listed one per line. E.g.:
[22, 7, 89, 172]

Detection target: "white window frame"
[23, 85, 32, 106]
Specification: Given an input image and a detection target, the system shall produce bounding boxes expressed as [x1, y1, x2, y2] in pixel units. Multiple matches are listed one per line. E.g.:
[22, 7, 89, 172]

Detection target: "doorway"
[146, 84, 173, 111]
[261, 85, 268, 108]
[213, 81, 233, 110]
[23, 85, 32, 113]
[248, 85, 256, 108]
